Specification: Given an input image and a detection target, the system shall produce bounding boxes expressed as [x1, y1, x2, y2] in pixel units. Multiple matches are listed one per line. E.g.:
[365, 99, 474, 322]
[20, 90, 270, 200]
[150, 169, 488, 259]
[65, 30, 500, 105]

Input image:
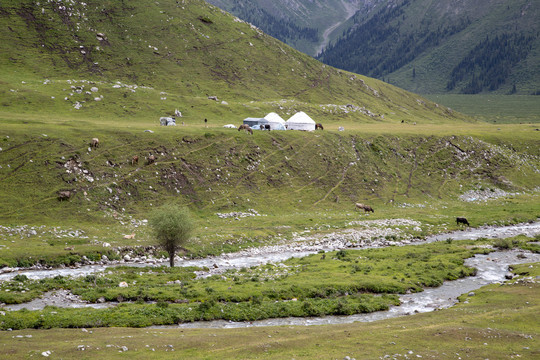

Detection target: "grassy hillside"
[1, 119, 539, 266]
[0, 0, 464, 125]
[0, 0, 538, 265]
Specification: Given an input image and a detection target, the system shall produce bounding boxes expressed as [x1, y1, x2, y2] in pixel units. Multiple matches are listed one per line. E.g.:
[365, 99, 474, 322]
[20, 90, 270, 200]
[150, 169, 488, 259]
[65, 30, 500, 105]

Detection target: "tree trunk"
[169, 251, 175, 267]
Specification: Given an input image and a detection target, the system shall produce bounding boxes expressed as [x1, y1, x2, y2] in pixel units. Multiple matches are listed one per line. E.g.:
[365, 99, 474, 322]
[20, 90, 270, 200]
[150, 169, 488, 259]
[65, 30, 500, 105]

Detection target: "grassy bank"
[1, 121, 539, 267]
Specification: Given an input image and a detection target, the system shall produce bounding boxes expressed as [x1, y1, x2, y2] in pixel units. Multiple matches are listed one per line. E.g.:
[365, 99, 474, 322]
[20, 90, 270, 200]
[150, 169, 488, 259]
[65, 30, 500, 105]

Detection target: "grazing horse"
[456, 217, 470, 226]
[90, 138, 99, 148]
[356, 203, 374, 213]
[238, 124, 253, 134]
[315, 123, 324, 130]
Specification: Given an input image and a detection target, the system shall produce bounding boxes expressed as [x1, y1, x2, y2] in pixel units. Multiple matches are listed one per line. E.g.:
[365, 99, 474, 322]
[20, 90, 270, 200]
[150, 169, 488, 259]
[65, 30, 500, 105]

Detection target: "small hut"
[243, 117, 269, 130]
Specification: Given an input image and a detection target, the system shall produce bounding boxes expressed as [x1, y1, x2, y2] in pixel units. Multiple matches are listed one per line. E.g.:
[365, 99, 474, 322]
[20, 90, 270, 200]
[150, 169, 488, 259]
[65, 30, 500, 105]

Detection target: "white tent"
[264, 112, 286, 130]
[286, 111, 316, 131]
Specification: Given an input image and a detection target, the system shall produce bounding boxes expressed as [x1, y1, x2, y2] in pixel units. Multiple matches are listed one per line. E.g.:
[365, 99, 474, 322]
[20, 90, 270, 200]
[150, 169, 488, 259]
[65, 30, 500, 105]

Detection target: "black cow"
[456, 217, 470, 226]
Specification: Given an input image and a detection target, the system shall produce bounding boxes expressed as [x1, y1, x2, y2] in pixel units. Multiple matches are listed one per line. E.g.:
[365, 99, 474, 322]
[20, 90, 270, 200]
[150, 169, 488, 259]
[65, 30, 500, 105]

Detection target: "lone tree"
[149, 204, 194, 267]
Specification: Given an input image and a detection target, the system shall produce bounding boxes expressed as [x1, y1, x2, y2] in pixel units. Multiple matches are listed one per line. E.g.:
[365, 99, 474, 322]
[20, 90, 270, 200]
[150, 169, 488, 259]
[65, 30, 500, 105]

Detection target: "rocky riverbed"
[1, 220, 539, 314]
[1, 220, 539, 281]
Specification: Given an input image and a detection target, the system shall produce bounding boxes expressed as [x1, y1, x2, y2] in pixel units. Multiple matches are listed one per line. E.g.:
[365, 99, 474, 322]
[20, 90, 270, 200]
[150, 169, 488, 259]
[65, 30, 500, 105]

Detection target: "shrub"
[13, 274, 29, 282]
[494, 239, 513, 249]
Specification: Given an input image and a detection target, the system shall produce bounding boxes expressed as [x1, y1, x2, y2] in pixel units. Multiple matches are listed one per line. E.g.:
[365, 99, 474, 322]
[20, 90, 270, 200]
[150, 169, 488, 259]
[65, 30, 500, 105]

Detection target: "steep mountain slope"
[317, 0, 540, 94]
[0, 0, 466, 124]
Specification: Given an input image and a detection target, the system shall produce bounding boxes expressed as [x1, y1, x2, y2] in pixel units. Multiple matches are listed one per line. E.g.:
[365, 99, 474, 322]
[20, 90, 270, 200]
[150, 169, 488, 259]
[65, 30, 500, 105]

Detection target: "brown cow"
[131, 155, 139, 165]
[356, 203, 374, 213]
[238, 124, 253, 134]
[90, 138, 99, 148]
[315, 123, 324, 130]
[147, 154, 156, 165]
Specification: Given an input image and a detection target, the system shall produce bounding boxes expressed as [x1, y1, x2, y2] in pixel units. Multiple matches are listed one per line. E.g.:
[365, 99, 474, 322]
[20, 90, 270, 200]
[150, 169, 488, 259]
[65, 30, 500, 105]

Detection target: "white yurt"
[286, 111, 316, 131]
[263, 112, 287, 130]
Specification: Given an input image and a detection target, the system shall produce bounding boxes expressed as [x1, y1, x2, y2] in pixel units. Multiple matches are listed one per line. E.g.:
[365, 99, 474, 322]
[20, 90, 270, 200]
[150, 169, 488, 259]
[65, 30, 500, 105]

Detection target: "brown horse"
[315, 123, 324, 130]
[238, 124, 253, 134]
[355, 203, 374, 213]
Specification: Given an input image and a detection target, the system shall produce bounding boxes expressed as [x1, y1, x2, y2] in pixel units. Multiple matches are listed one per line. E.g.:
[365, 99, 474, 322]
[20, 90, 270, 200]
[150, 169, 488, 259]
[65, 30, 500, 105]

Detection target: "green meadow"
[424, 94, 540, 124]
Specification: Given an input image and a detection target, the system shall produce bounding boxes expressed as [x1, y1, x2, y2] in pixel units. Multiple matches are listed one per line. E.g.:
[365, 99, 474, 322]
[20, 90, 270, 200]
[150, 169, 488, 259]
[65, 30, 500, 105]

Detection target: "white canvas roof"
[264, 112, 286, 124]
[286, 111, 316, 124]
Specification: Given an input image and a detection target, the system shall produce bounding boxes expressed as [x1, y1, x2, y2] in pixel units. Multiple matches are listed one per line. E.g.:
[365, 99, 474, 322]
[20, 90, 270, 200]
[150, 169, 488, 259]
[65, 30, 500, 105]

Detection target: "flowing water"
[2, 221, 540, 321]
[165, 249, 540, 328]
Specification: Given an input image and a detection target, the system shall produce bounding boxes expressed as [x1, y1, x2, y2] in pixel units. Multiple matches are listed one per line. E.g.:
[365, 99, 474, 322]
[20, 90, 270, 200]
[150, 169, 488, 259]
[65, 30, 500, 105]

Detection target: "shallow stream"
[2, 221, 540, 324]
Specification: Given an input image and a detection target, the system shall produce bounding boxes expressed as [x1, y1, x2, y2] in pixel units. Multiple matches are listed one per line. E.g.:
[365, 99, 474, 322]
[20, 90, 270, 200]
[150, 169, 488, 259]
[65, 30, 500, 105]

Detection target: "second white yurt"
[286, 111, 316, 131]
[264, 112, 287, 130]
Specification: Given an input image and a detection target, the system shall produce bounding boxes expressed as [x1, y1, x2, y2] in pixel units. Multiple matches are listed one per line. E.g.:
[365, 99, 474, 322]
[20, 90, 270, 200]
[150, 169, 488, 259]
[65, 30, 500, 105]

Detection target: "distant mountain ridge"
[317, 0, 540, 94]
